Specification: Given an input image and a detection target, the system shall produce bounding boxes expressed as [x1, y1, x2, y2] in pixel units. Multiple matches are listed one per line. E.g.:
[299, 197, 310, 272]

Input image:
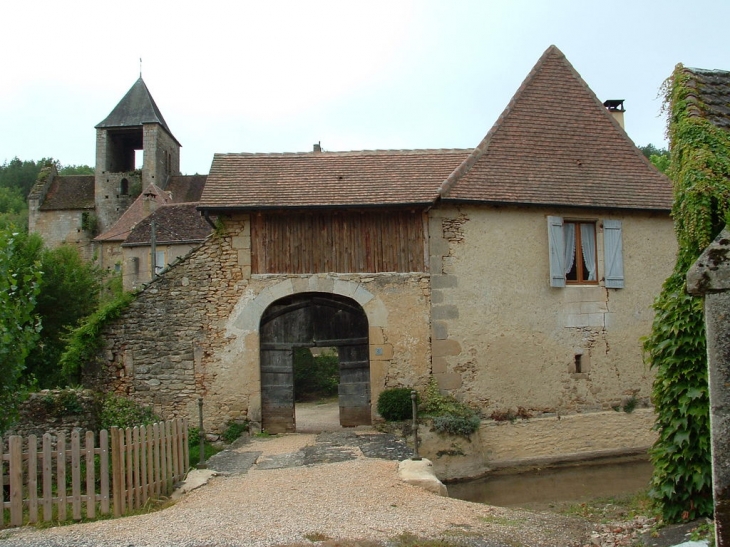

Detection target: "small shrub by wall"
[377, 387, 414, 421]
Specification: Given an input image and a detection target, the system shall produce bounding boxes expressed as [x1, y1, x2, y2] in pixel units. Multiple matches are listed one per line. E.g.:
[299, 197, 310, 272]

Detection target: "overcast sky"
[2, 0, 728, 175]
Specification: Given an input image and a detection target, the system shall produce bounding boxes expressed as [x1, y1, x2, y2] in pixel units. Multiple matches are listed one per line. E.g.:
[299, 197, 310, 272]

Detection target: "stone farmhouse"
[50, 45, 677, 472]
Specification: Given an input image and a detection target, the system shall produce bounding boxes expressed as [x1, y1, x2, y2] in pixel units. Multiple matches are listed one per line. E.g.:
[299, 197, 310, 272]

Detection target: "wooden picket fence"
[1, 418, 188, 528]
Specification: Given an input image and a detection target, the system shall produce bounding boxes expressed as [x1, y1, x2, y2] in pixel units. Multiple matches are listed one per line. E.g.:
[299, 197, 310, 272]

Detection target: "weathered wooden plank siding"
[251, 210, 426, 274]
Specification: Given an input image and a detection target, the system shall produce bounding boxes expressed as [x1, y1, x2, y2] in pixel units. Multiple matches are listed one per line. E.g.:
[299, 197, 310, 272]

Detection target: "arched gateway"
[259, 292, 371, 433]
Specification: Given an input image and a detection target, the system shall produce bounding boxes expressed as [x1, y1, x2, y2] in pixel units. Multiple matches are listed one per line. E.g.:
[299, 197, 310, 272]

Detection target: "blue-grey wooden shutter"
[603, 219, 624, 288]
[548, 216, 565, 287]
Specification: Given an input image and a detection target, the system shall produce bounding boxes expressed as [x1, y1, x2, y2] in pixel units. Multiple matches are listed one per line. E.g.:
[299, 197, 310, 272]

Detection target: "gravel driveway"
[0, 432, 592, 547]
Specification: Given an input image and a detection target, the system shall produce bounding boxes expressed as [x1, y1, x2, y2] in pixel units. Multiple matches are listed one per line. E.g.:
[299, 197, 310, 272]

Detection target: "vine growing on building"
[643, 64, 730, 522]
[60, 290, 136, 384]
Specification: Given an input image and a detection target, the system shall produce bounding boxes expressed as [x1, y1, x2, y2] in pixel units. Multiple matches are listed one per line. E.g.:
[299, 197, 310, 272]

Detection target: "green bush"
[188, 426, 220, 465]
[221, 420, 248, 444]
[100, 394, 159, 430]
[432, 414, 481, 437]
[419, 376, 480, 437]
[377, 387, 415, 421]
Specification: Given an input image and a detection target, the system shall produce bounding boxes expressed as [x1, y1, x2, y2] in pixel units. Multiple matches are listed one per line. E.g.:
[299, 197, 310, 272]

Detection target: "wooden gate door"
[338, 342, 371, 426]
[260, 346, 295, 433]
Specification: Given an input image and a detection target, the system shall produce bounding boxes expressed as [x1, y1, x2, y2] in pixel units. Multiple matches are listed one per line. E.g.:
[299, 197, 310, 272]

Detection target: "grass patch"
[478, 515, 525, 527]
[555, 489, 656, 523]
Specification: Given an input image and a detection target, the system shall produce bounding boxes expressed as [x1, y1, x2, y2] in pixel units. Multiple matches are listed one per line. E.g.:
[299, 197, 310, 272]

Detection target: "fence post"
[411, 391, 421, 461]
[57, 432, 67, 522]
[9, 436, 22, 527]
[133, 426, 141, 509]
[71, 430, 81, 520]
[28, 434, 38, 524]
[42, 433, 52, 522]
[85, 430, 95, 519]
[125, 427, 133, 510]
[111, 427, 121, 517]
[183, 417, 190, 472]
[198, 398, 206, 469]
[99, 429, 109, 515]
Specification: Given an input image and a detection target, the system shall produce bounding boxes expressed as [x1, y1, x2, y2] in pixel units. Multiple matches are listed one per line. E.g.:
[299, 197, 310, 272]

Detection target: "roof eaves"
[439, 196, 672, 213]
[197, 201, 436, 213]
[122, 238, 207, 248]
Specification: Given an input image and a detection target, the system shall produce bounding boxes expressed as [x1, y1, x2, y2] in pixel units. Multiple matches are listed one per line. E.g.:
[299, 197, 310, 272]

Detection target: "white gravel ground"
[0, 435, 591, 547]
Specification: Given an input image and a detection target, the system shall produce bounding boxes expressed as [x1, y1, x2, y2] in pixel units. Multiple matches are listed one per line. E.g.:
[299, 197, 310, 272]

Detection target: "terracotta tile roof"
[199, 149, 469, 210]
[439, 45, 673, 211]
[39, 175, 95, 211]
[164, 175, 207, 203]
[94, 184, 173, 242]
[683, 67, 730, 130]
[123, 203, 212, 246]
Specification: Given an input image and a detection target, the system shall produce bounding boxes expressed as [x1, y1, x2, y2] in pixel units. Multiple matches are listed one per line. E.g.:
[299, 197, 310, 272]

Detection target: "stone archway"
[259, 292, 370, 433]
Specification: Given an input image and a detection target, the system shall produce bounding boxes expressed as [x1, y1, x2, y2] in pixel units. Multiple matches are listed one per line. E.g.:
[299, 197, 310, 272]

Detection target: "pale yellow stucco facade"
[429, 205, 677, 415]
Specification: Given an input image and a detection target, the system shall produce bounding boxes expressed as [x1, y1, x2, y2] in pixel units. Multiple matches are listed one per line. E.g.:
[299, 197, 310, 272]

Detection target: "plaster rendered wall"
[96, 216, 432, 432]
[122, 243, 199, 290]
[429, 205, 677, 416]
[95, 241, 123, 273]
[31, 209, 94, 261]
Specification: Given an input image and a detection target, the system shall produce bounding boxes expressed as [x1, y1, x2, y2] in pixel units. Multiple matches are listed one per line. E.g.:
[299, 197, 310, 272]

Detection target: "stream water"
[448, 459, 653, 511]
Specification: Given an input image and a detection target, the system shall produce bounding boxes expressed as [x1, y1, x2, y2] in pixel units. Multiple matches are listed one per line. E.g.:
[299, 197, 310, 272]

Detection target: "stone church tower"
[28, 77, 205, 266]
[94, 78, 181, 233]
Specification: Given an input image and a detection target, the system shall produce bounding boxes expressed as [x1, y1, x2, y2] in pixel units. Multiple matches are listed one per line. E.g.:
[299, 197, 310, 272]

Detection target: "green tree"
[0, 228, 42, 431]
[58, 164, 94, 176]
[0, 186, 29, 229]
[644, 65, 730, 522]
[0, 157, 49, 198]
[27, 244, 102, 387]
[1, 230, 103, 389]
[638, 144, 671, 173]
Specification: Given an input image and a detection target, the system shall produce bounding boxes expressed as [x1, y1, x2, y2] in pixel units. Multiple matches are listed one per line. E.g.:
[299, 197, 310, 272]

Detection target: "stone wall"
[2, 389, 100, 448]
[419, 409, 657, 480]
[95, 215, 433, 432]
[88, 220, 247, 429]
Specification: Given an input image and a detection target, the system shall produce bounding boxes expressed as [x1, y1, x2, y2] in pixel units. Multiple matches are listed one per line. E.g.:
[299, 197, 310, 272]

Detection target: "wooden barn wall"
[251, 210, 426, 274]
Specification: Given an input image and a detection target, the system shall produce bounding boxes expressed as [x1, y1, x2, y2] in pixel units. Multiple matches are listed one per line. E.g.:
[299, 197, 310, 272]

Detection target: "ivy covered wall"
[644, 64, 730, 522]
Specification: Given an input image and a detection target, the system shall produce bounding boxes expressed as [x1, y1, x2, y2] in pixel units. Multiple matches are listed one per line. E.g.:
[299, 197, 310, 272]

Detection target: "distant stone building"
[28, 78, 208, 271]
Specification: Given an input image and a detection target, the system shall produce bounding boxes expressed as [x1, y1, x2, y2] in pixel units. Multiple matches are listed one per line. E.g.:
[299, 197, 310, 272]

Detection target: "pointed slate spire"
[96, 78, 179, 145]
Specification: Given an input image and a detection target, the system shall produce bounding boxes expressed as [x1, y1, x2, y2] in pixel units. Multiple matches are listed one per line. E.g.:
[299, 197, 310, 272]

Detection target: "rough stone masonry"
[687, 226, 730, 547]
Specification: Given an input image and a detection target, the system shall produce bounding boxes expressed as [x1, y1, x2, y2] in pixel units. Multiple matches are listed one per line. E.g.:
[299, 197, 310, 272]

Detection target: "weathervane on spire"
[139, 58, 142, 78]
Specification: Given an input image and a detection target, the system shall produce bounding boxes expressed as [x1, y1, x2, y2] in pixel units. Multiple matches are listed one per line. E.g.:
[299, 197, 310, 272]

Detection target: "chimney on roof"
[603, 99, 625, 129]
[142, 187, 159, 215]
[313, 142, 322, 153]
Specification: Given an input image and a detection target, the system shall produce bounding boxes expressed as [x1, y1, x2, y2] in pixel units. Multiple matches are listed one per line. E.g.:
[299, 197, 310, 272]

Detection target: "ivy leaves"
[645, 64, 730, 523]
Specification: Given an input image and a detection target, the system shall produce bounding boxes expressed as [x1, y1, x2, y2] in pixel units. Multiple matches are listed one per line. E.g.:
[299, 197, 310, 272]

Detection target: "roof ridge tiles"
[214, 148, 470, 158]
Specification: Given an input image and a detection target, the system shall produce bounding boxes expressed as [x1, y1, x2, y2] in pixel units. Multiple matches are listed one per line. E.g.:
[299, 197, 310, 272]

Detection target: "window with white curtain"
[564, 221, 597, 283]
[548, 216, 624, 288]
